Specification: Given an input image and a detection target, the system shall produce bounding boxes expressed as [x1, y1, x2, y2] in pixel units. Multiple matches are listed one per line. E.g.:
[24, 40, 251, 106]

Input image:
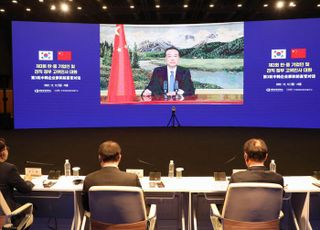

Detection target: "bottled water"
[269, 159, 276, 173]
[168, 160, 175, 178]
[64, 159, 71, 176]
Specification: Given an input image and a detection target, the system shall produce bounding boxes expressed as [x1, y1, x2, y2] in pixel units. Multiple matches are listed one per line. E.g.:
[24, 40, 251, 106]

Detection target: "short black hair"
[98, 140, 121, 162]
[164, 46, 180, 56]
[243, 138, 268, 162]
[0, 138, 6, 152]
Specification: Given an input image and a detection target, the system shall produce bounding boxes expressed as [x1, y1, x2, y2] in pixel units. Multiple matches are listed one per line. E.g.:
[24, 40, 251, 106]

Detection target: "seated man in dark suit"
[230, 138, 284, 186]
[0, 138, 34, 227]
[212, 138, 284, 229]
[82, 140, 142, 211]
[142, 46, 195, 98]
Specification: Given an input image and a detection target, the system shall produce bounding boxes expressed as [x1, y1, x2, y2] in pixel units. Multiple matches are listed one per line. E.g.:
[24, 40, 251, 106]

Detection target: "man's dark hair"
[243, 138, 268, 162]
[98, 140, 121, 162]
[0, 138, 6, 152]
[164, 46, 180, 56]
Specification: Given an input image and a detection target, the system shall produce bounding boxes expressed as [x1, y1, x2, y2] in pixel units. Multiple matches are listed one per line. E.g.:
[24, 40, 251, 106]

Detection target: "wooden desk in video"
[101, 93, 243, 104]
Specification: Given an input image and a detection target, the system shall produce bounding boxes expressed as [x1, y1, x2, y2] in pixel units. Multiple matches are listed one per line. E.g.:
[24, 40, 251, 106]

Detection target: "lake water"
[191, 70, 243, 89]
[139, 60, 243, 89]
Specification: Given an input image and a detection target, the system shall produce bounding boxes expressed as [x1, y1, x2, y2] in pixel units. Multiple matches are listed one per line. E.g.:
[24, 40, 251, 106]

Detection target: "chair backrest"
[0, 191, 11, 216]
[89, 186, 147, 225]
[0, 191, 11, 228]
[0, 191, 33, 230]
[222, 183, 283, 222]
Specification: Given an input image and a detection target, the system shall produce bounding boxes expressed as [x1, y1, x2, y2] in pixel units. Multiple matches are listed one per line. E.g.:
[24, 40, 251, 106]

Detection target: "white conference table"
[18, 176, 84, 230]
[143, 176, 320, 230]
[25, 175, 320, 230]
[30, 175, 320, 192]
[179, 176, 320, 230]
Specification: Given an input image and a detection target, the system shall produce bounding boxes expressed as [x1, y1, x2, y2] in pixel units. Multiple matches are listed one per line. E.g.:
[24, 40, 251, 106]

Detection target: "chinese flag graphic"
[291, 48, 306, 59]
[57, 51, 72, 61]
[107, 24, 136, 102]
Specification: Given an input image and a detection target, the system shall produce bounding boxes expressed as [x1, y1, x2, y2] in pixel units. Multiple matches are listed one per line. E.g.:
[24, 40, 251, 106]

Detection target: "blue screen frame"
[12, 19, 320, 129]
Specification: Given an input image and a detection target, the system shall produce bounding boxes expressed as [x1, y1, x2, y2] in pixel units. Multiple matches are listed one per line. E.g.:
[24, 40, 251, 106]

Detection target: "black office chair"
[81, 186, 156, 230]
[0, 191, 33, 230]
[210, 182, 283, 230]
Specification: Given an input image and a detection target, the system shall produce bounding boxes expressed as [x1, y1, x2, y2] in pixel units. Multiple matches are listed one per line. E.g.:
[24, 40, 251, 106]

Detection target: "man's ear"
[243, 152, 248, 161]
[264, 153, 269, 162]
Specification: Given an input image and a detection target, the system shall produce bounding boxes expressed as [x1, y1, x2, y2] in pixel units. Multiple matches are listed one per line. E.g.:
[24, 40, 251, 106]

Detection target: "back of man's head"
[243, 138, 268, 162]
[98, 140, 121, 163]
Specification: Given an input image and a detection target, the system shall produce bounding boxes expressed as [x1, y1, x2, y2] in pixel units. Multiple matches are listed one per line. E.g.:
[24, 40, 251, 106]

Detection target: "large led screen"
[12, 19, 320, 128]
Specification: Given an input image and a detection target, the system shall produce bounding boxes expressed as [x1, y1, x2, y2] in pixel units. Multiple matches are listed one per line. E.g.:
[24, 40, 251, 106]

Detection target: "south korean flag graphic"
[271, 49, 286, 59]
[38, 51, 53, 61]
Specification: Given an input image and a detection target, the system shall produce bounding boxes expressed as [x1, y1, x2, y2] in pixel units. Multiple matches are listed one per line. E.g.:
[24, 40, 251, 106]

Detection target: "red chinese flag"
[107, 24, 136, 103]
[57, 51, 72, 61]
[291, 48, 306, 59]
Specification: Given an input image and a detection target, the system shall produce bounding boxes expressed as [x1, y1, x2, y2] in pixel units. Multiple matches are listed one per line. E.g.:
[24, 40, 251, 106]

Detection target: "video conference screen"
[12, 19, 320, 128]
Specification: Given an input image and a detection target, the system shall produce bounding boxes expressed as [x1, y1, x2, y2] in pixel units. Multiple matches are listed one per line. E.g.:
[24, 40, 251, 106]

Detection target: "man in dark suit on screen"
[142, 46, 195, 99]
[230, 138, 284, 186]
[82, 140, 142, 211]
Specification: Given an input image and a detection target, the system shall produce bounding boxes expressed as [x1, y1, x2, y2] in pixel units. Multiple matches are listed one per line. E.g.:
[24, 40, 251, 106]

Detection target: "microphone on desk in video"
[174, 80, 179, 94]
[174, 80, 180, 99]
[163, 80, 168, 99]
[163, 80, 168, 93]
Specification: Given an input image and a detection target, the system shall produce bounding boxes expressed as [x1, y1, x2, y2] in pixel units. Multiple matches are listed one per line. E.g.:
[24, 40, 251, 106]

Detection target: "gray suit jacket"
[82, 166, 141, 211]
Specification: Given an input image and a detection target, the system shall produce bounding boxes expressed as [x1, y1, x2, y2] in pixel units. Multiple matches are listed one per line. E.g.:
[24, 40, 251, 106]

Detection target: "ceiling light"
[183, 4, 188, 8]
[155, 4, 160, 8]
[60, 3, 69, 12]
[77, 6, 82, 10]
[26, 8, 31, 12]
[263, 4, 268, 7]
[289, 2, 296, 7]
[102, 5, 107, 10]
[130, 5, 135, 9]
[0, 9, 5, 12]
[50, 5, 56, 10]
[209, 4, 214, 8]
[12, 0, 18, 3]
[318, 4, 320, 7]
[38, 0, 44, 2]
[276, 1, 285, 9]
[237, 4, 242, 7]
